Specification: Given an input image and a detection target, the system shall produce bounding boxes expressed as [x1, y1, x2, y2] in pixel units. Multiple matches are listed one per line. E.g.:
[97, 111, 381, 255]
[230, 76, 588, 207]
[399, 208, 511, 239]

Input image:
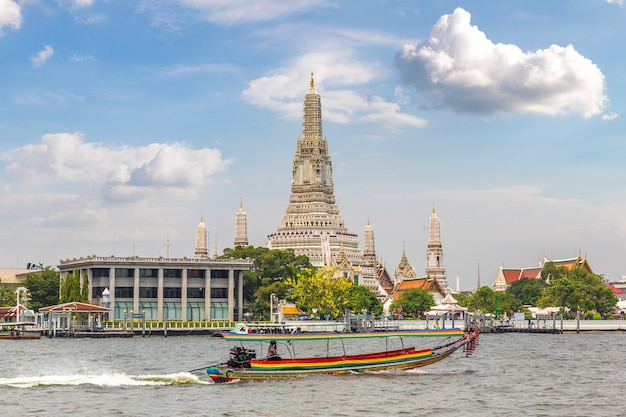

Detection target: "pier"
[28, 317, 626, 338]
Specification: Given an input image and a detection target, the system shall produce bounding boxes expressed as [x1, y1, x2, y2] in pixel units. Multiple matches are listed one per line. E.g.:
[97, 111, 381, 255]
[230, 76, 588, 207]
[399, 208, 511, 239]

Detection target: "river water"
[1, 331, 624, 416]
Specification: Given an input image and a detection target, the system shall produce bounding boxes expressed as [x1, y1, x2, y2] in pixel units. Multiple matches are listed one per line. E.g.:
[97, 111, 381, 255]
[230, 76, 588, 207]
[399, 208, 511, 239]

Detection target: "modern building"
[267, 74, 379, 291]
[58, 255, 252, 321]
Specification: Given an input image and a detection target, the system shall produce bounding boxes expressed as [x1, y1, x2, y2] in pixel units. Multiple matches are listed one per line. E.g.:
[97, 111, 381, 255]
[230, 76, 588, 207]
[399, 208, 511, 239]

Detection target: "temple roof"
[500, 255, 593, 285]
[392, 276, 445, 301]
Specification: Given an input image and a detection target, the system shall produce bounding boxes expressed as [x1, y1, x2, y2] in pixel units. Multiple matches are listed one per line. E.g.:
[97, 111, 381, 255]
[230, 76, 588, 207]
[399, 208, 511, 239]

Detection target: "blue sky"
[1, 0, 625, 290]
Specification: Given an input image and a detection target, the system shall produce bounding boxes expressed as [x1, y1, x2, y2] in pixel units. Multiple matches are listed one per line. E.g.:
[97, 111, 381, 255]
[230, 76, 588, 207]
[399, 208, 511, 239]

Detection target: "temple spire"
[267, 75, 378, 292]
[425, 207, 448, 289]
[194, 216, 208, 259]
[363, 217, 376, 262]
[234, 198, 249, 248]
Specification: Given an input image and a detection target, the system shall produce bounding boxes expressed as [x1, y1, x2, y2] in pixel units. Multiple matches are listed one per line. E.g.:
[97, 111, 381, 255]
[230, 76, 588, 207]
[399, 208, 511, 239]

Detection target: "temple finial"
[310, 72, 314, 89]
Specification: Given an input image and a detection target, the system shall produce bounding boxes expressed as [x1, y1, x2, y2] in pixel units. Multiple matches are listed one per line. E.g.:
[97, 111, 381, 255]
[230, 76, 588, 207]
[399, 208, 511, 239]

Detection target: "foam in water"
[0, 372, 211, 388]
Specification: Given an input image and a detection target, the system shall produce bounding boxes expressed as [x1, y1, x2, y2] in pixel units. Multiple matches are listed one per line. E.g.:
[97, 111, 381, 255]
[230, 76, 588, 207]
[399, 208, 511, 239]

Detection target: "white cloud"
[70, 54, 96, 62]
[177, 0, 332, 25]
[158, 62, 236, 77]
[602, 112, 619, 121]
[606, 0, 623, 6]
[72, 0, 94, 7]
[56, 0, 94, 9]
[31, 45, 55, 68]
[243, 51, 426, 128]
[5, 133, 235, 201]
[395, 8, 607, 118]
[0, 0, 21, 34]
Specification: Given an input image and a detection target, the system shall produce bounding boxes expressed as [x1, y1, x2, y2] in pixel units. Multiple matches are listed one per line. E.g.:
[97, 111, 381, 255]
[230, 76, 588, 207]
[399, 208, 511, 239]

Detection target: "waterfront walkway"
[34, 318, 626, 337]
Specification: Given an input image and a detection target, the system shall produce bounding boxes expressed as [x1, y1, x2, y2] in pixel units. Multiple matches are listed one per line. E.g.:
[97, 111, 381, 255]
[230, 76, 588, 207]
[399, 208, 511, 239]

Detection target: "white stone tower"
[363, 218, 376, 264]
[194, 216, 208, 259]
[267, 73, 364, 271]
[234, 199, 249, 248]
[425, 207, 448, 289]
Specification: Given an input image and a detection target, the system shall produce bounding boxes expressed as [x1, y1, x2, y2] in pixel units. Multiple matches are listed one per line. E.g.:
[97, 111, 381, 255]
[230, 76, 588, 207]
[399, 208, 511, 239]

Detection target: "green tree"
[221, 246, 312, 304]
[507, 278, 546, 306]
[454, 292, 471, 308]
[345, 285, 383, 317]
[389, 288, 435, 318]
[249, 280, 288, 321]
[539, 267, 617, 318]
[285, 268, 352, 318]
[81, 270, 90, 302]
[59, 268, 82, 303]
[469, 286, 496, 313]
[494, 291, 521, 317]
[0, 279, 17, 306]
[24, 266, 60, 310]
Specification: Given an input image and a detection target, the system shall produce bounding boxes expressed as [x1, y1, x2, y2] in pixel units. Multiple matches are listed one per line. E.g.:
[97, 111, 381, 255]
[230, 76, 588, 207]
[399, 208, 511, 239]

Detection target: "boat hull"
[207, 328, 478, 383]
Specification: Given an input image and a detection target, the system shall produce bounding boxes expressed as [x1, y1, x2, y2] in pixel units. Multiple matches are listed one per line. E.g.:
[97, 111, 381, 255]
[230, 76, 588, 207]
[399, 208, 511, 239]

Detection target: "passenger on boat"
[267, 340, 278, 358]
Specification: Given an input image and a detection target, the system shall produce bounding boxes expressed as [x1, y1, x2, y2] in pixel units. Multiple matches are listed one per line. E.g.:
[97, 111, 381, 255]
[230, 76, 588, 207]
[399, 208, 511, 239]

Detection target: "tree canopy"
[285, 267, 352, 318]
[538, 265, 617, 317]
[345, 284, 383, 317]
[24, 266, 60, 310]
[389, 288, 435, 318]
[507, 278, 546, 307]
[220, 246, 312, 320]
[59, 268, 90, 304]
[0, 279, 17, 307]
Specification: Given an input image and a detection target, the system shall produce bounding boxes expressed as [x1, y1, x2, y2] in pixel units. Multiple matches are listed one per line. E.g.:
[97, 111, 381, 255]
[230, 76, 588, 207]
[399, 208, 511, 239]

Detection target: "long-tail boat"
[206, 327, 479, 383]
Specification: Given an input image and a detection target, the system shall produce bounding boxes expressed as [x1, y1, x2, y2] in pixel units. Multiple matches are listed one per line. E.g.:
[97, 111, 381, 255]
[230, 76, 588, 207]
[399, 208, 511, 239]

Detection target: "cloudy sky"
[1, 0, 625, 290]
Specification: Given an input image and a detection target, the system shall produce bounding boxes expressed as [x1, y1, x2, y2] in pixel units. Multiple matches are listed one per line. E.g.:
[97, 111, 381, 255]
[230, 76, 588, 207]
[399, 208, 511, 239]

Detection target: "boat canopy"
[220, 328, 464, 342]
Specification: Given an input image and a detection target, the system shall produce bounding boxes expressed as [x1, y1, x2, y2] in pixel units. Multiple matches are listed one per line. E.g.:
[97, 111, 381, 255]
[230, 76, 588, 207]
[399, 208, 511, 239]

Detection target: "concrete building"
[58, 255, 252, 321]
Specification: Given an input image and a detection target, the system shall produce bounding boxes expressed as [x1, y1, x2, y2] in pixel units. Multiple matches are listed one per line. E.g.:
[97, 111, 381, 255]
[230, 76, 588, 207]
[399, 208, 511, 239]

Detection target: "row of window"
[91, 268, 230, 279]
[94, 286, 228, 299]
[113, 301, 228, 320]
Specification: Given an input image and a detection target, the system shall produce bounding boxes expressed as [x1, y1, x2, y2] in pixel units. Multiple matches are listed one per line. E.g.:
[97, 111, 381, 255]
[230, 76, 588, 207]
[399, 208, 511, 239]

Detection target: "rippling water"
[1, 332, 624, 416]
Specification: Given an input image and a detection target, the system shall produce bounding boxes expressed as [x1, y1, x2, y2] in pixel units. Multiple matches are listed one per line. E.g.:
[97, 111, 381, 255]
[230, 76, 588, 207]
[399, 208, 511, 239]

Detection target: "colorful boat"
[206, 327, 479, 383]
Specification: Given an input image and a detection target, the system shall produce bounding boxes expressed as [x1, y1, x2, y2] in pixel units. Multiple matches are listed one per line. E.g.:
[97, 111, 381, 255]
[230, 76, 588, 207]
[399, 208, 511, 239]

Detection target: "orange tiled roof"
[500, 255, 593, 286]
[392, 277, 444, 301]
[39, 302, 109, 312]
[281, 305, 304, 316]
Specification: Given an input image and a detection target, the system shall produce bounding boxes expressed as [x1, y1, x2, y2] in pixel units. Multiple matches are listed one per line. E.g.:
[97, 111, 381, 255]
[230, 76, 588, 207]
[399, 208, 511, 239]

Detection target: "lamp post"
[16, 287, 27, 323]
[101, 288, 110, 321]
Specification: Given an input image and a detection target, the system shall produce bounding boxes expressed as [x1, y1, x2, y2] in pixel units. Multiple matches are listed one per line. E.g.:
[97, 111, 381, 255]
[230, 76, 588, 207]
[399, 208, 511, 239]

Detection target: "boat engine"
[227, 346, 256, 368]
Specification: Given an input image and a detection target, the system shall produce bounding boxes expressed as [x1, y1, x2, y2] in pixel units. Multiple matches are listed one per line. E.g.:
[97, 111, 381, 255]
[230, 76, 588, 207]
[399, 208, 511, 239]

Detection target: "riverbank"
[30, 317, 626, 337]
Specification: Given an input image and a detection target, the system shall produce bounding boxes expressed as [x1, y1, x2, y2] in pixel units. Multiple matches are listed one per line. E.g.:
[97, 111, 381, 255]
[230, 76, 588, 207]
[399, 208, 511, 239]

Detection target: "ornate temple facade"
[267, 74, 379, 291]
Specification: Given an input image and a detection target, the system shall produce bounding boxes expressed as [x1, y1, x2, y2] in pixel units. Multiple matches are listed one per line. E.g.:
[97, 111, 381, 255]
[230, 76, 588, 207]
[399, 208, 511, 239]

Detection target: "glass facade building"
[58, 255, 252, 321]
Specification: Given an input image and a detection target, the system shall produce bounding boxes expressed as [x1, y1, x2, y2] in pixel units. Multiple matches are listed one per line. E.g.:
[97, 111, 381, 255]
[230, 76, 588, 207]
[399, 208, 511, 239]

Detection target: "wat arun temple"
[266, 74, 380, 291]
[226, 74, 449, 299]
